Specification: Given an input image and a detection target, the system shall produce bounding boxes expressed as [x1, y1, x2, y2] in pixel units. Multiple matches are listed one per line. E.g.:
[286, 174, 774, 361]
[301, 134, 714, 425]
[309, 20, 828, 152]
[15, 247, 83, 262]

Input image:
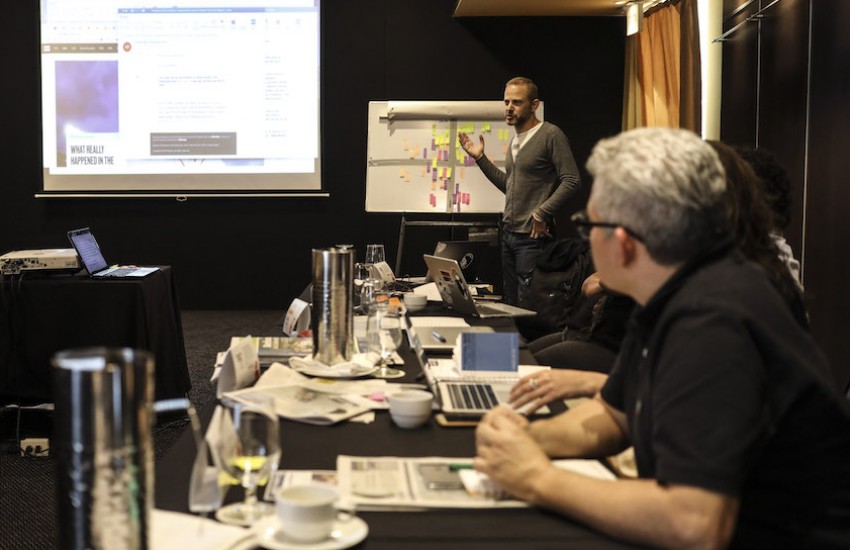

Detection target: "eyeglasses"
[570, 210, 644, 242]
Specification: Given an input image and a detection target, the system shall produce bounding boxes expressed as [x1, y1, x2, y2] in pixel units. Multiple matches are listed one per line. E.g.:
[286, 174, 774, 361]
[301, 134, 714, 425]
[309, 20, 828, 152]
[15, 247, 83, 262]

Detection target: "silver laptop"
[423, 255, 536, 318]
[408, 325, 547, 419]
[423, 360, 549, 418]
[67, 228, 159, 279]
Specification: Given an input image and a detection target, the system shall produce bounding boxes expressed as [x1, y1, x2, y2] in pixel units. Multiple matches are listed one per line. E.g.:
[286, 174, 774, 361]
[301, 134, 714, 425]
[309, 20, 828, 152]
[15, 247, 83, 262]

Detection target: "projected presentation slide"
[39, 0, 321, 192]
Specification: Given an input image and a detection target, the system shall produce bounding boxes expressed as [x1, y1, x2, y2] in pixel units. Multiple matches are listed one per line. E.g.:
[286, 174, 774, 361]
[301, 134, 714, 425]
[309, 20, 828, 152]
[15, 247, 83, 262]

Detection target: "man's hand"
[581, 272, 605, 296]
[458, 131, 485, 160]
[474, 406, 551, 502]
[509, 370, 608, 413]
[531, 214, 551, 239]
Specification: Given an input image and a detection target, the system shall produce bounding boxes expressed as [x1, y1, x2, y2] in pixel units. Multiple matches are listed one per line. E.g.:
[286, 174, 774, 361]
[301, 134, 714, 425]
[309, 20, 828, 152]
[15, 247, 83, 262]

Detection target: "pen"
[432, 331, 446, 343]
[449, 463, 473, 471]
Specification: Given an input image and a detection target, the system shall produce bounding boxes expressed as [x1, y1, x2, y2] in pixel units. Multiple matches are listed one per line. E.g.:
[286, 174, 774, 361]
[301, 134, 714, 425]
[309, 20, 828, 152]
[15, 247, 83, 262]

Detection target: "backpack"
[517, 238, 595, 341]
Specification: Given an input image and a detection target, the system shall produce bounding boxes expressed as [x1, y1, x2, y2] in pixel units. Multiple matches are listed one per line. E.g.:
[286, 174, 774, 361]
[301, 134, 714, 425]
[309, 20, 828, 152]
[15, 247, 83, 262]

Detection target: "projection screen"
[38, 0, 322, 196]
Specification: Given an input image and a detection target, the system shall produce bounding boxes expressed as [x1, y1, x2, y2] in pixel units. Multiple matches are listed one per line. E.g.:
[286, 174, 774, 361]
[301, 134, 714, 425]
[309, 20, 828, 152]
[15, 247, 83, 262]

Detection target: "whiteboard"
[365, 101, 543, 213]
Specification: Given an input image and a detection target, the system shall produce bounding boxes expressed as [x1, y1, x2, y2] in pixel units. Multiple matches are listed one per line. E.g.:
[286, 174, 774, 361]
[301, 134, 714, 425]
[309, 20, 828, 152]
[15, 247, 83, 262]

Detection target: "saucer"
[252, 515, 369, 550]
[293, 364, 379, 379]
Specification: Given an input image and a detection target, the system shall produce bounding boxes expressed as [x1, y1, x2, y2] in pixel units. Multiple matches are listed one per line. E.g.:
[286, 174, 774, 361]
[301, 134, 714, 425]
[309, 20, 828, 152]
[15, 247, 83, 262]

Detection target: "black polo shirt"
[601, 244, 850, 548]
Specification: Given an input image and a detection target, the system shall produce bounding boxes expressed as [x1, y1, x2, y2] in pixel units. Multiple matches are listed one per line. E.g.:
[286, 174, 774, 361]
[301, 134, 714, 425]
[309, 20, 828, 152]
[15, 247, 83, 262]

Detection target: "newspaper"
[229, 335, 313, 360]
[223, 364, 382, 425]
[336, 455, 526, 510]
[336, 455, 617, 511]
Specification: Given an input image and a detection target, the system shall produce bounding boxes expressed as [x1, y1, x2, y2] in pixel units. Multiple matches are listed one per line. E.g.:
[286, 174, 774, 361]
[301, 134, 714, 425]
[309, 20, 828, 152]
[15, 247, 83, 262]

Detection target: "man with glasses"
[458, 76, 580, 306]
[474, 128, 850, 548]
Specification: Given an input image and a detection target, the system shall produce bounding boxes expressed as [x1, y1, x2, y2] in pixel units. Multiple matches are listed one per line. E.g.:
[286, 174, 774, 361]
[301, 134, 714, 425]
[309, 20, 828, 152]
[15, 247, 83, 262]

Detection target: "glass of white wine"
[367, 302, 405, 379]
[214, 395, 281, 526]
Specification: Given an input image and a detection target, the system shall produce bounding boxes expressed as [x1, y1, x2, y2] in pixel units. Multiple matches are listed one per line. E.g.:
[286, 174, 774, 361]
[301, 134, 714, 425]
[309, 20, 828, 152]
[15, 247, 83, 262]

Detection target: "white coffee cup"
[275, 484, 338, 543]
[402, 292, 427, 312]
[386, 389, 433, 429]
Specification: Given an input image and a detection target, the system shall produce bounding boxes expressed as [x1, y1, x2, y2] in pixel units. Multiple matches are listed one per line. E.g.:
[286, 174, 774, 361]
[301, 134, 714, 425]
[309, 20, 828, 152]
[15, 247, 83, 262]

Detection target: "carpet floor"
[0, 310, 284, 550]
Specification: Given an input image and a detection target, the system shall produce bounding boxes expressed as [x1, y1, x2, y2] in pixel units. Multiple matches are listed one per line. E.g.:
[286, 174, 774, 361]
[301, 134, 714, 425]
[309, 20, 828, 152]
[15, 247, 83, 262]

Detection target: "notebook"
[67, 228, 159, 279]
[417, 326, 494, 352]
[423, 255, 536, 319]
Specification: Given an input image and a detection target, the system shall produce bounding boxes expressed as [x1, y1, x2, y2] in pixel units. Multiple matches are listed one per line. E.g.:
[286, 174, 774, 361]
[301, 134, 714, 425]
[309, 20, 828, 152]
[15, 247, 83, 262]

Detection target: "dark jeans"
[501, 228, 549, 306]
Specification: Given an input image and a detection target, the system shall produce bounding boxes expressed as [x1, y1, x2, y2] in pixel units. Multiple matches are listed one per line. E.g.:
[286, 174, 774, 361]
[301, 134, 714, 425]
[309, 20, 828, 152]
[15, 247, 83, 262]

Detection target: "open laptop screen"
[67, 228, 108, 274]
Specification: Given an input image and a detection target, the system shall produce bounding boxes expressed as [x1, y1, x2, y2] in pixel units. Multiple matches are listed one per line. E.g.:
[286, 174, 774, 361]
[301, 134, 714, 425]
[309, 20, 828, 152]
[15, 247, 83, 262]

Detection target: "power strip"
[20, 438, 50, 458]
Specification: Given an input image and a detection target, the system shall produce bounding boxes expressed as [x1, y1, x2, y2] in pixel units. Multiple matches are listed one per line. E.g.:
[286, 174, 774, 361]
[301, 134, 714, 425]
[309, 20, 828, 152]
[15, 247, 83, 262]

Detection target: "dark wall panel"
[720, 2, 759, 147]
[756, 0, 809, 255]
[0, 0, 624, 309]
[805, 0, 850, 390]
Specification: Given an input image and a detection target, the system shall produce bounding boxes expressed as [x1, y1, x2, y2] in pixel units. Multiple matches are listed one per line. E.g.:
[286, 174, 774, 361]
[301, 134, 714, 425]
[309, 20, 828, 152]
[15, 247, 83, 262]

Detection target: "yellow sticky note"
[432, 158, 437, 169]
[447, 167, 453, 179]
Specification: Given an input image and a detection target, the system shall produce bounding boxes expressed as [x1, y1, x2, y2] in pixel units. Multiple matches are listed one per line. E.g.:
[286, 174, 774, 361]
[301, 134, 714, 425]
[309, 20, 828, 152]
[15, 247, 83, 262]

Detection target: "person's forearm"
[476, 155, 507, 192]
[528, 398, 628, 459]
[524, 468, 739, 550]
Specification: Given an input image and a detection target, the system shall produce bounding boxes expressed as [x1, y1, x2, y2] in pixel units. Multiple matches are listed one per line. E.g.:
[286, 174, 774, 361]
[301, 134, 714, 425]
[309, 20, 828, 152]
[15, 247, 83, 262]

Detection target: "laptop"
[408, 328, 548, 419]
[423, 358, 550, 420]
[67, 228, 159, 279]
[423, 255, 536, 318]
[428, 240, 494, 283]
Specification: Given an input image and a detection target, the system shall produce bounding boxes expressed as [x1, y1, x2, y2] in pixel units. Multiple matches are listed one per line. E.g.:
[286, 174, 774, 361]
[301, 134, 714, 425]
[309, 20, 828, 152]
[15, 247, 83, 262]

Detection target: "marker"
[432, 331, 446, 343]
[449, 463, 473, 471]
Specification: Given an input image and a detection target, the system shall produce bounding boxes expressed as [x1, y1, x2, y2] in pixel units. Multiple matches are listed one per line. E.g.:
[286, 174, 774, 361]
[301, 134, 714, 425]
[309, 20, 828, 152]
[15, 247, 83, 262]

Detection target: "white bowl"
[387, 389, 433, 429]
[390, 411, 430, 429]
[403, 293, 427, 312]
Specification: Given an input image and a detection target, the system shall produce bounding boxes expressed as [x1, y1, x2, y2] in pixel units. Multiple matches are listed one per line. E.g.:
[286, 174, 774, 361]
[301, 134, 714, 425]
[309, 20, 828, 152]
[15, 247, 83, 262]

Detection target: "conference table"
[0, 266, 190, 403]
[155, 308, 645, 549]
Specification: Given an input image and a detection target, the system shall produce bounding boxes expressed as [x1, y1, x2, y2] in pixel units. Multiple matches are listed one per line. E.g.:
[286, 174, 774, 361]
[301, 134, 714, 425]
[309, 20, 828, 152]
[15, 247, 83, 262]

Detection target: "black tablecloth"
[0, 267, 190, 402]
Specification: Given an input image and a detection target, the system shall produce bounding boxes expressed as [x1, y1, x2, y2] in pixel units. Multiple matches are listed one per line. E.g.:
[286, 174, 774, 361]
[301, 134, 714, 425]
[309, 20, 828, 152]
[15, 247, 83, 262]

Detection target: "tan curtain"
[621, 35, 642, 131]
[639, 3, 681, 128]
[621, 0, 701, 131]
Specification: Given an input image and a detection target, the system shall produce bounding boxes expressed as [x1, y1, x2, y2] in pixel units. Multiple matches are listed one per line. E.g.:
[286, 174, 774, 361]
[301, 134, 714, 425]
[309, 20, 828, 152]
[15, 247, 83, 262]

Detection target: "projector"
[0, 249, 80, 275]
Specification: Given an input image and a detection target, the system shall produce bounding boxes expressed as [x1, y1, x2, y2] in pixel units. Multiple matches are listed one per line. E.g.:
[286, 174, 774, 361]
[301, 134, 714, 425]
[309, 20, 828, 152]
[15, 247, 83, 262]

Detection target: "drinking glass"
[364, 243, 386, 267]
[214, 395, 281, 526]
[367, 303, 404, 379]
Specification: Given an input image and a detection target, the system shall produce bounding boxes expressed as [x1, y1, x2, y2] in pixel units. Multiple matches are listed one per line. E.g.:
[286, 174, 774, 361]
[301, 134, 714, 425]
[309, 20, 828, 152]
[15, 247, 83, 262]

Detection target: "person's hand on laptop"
[474, 406, 551, 502]
[509, 370, 608, 414]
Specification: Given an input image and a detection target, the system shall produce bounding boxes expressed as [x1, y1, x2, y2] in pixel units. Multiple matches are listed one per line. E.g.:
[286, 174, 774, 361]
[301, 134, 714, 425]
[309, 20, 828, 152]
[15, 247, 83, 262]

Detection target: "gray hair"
[586, 128, 728, 265]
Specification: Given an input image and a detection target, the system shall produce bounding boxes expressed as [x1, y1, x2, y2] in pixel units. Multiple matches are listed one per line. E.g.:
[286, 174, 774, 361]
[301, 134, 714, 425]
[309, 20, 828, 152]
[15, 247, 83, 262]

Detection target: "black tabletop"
[154, 311, 645, 549]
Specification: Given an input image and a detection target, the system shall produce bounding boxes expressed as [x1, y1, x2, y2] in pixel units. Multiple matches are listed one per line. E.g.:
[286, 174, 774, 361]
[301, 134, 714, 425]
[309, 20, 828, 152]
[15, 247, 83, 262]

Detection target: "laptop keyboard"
[447, 383, 499, 410]
[106, 268, 138, 276]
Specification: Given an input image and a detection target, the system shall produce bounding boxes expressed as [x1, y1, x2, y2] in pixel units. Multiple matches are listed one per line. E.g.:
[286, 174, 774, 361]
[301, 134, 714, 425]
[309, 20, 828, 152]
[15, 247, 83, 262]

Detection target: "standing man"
[459, 77, 581, 306]
[474, 128, 850, 549]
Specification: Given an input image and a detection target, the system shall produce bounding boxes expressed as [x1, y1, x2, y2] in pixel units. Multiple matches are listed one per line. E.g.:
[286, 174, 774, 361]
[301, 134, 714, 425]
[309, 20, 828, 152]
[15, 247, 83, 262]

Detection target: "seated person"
[735, 146, 802, 287]
[510, 138, 810, 413]
[475, 128, 850, 549]
[512, 273, 632, 407]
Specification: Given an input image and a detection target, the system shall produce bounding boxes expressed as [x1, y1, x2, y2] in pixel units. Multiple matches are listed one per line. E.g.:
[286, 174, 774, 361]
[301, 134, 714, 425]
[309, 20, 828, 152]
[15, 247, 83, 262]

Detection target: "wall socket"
[20, 438, 50, 458]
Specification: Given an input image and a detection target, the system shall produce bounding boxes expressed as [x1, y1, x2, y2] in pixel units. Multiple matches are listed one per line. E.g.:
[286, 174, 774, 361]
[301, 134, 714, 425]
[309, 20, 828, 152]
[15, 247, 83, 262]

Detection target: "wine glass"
[368, 303, 404, 379]
[365, 243, 386, 267]
[356, 262, 378, 314]
[214, 396, 281, 526]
